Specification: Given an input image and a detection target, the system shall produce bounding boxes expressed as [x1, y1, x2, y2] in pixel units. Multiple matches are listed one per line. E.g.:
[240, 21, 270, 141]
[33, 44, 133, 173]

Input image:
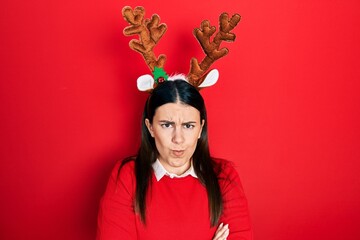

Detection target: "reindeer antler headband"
[122, 6, 241, 91]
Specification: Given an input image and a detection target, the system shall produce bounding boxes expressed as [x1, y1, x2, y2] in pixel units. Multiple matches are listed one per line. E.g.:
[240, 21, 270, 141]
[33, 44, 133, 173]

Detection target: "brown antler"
[187, 13, 241, 86]
[122, 6, 167, 72]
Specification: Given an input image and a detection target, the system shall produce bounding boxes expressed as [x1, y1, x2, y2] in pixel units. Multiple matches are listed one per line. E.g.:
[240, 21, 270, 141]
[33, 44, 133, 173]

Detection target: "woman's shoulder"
[100, 158, 136, 205]
[106, 157, 136, 186]
[118, 156, 136, 170]
[212, 158, 244, 189]
[212, 158, 238, 177]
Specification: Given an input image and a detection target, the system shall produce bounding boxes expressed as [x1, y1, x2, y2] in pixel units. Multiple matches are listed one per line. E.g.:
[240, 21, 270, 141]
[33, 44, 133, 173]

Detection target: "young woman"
[97, 80, 252, 240]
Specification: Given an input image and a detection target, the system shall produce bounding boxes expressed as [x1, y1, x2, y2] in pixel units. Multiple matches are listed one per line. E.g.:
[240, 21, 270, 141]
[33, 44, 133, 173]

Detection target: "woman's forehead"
[154, 102, 200, 121]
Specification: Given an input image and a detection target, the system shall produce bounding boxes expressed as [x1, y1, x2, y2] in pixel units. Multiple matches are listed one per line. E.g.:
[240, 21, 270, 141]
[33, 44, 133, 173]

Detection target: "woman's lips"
[171, 150, 185, 157]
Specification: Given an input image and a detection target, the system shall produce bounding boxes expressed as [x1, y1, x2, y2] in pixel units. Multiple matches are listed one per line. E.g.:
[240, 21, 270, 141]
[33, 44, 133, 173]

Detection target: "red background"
[1, 0, 360, 239]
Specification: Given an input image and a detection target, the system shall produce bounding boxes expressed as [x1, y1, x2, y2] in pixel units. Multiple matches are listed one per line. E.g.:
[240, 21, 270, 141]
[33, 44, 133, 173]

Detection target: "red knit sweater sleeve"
[97, 160, 137, 239]
[217, 160, 253, 240]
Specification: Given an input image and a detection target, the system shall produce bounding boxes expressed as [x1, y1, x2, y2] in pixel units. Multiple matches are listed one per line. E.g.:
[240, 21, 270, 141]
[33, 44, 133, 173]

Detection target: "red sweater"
[97, 159, 252, 240]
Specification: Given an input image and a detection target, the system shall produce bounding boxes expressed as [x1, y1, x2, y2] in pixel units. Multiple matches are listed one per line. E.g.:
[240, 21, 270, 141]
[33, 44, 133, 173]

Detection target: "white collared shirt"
[152, 159, 198, 181]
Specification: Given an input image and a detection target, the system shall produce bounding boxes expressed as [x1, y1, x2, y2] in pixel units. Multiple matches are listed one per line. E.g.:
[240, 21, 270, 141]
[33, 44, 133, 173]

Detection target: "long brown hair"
[120, 80, 222, 226]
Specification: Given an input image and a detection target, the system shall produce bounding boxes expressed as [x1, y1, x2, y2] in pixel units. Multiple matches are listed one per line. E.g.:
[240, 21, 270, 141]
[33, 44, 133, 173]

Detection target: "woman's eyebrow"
[159, 120, 175, 124]
[182, 121, 197, 124]
[158, 120, 198, 124]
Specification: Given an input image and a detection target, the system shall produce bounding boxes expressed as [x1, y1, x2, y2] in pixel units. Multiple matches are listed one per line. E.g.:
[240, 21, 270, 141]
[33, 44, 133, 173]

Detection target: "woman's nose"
[172, 127, 184, 144]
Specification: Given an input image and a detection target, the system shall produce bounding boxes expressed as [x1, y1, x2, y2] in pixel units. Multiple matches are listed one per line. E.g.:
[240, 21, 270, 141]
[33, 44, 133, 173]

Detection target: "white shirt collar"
[152, 159, 198, 181]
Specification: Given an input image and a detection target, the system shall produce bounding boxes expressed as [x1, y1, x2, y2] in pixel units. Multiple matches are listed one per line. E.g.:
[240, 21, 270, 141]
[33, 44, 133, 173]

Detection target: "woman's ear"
[198, 119, 205, 139]
[145, 119, 154, 137]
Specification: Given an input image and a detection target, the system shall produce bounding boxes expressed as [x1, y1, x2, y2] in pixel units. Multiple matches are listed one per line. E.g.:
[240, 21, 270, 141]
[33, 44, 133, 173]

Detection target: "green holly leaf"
[153, 67, 169, 83]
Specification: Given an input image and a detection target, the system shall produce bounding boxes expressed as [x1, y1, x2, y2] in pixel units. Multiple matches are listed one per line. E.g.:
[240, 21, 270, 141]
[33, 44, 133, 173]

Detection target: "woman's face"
[145, 102, 204, 175]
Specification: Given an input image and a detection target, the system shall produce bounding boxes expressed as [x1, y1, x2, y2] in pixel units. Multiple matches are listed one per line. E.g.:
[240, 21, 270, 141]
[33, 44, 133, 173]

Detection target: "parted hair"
[120, 80, 222, 226]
